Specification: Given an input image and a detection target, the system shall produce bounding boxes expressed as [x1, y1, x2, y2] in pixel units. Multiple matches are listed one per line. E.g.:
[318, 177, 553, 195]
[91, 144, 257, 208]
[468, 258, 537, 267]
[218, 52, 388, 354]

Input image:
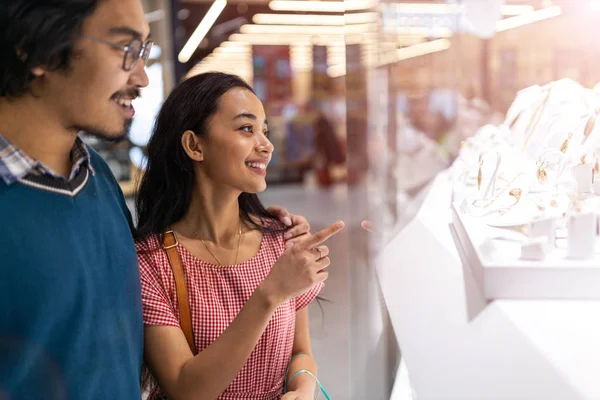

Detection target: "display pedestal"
[378, 171, 600, 400]
[451, 202, 600, 300]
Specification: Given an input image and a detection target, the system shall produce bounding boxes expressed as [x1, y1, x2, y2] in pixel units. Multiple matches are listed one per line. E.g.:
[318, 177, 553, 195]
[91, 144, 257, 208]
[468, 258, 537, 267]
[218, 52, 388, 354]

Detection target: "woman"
[134, 72, 343, 400]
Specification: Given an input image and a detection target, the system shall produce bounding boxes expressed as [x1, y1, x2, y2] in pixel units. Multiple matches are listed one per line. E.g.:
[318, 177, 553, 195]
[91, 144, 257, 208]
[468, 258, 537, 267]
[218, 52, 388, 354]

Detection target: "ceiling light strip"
[178, 0, 227, 63]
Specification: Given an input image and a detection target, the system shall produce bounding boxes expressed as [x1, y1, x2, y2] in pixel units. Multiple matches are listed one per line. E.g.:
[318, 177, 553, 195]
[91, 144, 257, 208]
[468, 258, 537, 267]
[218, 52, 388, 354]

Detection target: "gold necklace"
[483, 173, 523, 209]
[188, 221, 243, 266]
[521, 88, 552, 151]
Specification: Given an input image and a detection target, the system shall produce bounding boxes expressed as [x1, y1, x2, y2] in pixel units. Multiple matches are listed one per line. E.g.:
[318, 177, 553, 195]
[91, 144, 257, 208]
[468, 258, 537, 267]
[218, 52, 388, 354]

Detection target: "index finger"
[302, 221, 345, 248]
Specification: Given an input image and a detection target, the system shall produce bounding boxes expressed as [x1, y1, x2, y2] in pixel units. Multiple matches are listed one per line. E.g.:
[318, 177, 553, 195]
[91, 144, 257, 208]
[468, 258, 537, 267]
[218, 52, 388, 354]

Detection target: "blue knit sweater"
[0, 148, 143, 399]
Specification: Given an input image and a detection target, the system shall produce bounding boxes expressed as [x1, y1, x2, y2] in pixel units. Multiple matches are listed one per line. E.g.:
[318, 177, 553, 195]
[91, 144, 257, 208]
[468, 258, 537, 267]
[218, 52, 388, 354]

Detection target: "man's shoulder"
[85, 144, 111, 176]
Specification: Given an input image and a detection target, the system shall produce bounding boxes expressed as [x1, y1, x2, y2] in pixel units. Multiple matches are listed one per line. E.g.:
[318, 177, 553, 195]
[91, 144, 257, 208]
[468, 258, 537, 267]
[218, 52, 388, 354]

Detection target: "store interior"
[86, 0, 600, 399]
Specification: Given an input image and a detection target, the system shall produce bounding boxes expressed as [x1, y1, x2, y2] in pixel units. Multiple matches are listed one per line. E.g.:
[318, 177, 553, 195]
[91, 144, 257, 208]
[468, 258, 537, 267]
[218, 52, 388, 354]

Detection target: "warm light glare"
[220, 41, 251, 48]
[214, 47, 251, 53]
[240, 23, 375, 35]
[178, 0, 227, 63]
[384, 3, 533, 15]
[253, 12, 378, 25]
[254, 14, 343, 25]
[502, 5, 536, 15]
[327, 64, 346, 78]
[393, 27, 453, 37]
[269, 0, 376, 13]
[230, 33, 343, 46]
[496, 6, 562, 32]
[396, 38, 450, 62]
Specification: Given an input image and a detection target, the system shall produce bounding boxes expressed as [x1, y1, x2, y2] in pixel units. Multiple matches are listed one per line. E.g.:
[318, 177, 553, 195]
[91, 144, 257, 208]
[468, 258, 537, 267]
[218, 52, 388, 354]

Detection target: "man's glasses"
[84, 35, 154, 71]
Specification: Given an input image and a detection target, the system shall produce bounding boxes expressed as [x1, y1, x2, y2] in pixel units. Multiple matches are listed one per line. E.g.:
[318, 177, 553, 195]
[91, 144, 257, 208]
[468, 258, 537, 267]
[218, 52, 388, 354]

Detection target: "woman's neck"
[183, 185, 243, 246]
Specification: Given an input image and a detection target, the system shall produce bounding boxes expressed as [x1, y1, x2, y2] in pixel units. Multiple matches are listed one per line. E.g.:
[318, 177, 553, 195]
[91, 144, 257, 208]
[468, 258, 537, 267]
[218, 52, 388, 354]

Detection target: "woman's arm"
[284, 307, 318, 399]
[144, 285, 278, 400]
[144, 222, 341, 400]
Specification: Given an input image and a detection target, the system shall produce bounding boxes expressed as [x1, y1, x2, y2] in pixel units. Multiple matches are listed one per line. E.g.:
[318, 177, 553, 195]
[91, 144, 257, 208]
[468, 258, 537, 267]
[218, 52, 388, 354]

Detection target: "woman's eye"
[264, 130, 270, 138]
[241, 126, 253, 133]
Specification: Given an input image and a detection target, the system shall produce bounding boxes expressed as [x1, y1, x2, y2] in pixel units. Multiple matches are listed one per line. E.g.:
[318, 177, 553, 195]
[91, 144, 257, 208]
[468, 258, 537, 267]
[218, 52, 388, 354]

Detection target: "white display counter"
[378, 170, 600, 400]
[452, 201, 600, 300]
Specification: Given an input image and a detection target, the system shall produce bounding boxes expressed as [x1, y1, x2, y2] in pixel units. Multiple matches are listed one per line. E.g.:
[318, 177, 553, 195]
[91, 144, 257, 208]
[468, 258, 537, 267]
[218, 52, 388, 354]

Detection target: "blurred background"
[87, 0, 600, 399]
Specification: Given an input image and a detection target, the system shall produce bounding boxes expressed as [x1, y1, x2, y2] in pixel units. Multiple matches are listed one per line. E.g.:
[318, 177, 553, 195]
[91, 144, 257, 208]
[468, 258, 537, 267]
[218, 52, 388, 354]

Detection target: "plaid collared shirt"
[0, 133, 95, 185]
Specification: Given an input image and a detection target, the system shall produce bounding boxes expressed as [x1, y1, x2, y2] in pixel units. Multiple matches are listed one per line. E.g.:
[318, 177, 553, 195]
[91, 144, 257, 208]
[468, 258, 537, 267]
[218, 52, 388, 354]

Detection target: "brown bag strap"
[161, 230, 198, 355]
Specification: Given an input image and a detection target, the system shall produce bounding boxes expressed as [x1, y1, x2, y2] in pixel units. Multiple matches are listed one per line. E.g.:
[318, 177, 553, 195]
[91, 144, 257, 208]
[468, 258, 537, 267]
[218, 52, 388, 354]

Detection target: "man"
[0, 1, 309, 398]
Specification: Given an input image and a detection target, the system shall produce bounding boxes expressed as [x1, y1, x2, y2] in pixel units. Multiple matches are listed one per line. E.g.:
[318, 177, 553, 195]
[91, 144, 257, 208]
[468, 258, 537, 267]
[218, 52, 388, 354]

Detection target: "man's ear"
[16, 48, 45, 77]
[31, 67, 45, 77]
[181, 130, 204, 162]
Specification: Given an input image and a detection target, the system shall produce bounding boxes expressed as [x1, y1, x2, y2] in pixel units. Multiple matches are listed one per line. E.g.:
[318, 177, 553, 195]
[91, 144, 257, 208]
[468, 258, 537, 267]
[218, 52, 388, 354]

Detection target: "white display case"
[451, 201, 600, 300]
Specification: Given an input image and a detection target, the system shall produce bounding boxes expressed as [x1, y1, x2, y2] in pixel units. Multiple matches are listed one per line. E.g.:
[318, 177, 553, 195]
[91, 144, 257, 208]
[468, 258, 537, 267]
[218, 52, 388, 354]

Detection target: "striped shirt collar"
[0, 133, 95, 185]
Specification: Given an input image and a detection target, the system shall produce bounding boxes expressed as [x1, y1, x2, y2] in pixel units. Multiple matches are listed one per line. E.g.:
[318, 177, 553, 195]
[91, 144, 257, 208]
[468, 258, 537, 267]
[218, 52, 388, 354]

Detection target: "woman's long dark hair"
[134, 72, 282, 241]
[137, 72, 289, 393]
[1, 0, 99, 98]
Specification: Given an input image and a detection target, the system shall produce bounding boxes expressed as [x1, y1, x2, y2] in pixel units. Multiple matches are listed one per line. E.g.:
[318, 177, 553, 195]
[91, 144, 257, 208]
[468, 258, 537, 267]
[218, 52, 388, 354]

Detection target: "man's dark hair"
[0, 0, 100, 97]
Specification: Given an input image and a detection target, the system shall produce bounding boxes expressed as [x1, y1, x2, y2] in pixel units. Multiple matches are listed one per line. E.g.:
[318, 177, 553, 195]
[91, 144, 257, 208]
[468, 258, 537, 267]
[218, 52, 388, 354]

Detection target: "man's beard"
[78, 118, 133, 144]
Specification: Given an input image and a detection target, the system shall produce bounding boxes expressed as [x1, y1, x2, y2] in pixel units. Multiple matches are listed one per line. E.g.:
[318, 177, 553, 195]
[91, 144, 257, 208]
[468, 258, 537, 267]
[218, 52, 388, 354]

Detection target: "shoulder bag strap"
[161, 230, 198, 355]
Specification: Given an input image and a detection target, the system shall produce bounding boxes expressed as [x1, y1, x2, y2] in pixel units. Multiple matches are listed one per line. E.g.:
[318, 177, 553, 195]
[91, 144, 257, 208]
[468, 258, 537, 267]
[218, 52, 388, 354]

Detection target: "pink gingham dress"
[136, 229, 323, 400]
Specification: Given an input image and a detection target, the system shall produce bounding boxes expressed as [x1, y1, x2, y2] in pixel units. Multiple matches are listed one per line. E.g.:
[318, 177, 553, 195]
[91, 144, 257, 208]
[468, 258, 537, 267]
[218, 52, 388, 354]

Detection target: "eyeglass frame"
[83, 35, 154, 71]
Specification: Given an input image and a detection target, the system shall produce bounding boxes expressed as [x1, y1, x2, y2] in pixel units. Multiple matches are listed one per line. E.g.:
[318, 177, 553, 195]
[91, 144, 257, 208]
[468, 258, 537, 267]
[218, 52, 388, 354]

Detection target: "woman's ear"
[181, 130, 203, 162]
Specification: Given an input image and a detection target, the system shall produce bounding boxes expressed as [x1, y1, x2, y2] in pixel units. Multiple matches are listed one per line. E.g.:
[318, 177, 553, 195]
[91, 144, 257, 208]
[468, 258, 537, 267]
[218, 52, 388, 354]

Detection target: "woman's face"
[198, 87, 273, 194]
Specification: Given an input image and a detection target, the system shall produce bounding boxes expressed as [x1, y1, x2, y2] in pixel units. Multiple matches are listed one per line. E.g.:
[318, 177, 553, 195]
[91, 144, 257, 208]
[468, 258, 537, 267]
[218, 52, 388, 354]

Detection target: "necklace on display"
[559, 132, 573, 154]
[482, 173, 523, 209]
[477, 159, 484, 191]
[187, 220, 243, 266]
[582, 107, 600, 145]
[521, 88, 552, 151]
[536, 160, 549, 184]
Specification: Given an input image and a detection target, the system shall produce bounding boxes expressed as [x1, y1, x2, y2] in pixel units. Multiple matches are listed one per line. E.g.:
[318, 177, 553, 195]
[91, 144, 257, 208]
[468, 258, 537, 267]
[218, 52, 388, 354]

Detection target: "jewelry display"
[535, 199, 545, 212]
[581, 107, 600, 145]
[529, 217, 556, 248]
[481, 173, 523, 210]
[521, 88, 552, 151]
[559, 132, 573, 154]
[594, 180, 600, 195]
[567, 212, 596, 259]
[477, 158, 483, 191]
[571, 162, 593, 193]
[449, 78, 600, 302]
[520, 236, 550, 261]
[536, 161, 549, 184]
[509, 188, 522, 203]
[472, 152, 502, 207]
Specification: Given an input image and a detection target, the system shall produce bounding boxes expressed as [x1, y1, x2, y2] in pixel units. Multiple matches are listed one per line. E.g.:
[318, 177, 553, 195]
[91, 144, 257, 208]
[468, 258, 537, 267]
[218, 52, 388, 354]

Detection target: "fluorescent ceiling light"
[252, 12, 378, 25]
[383, 3, 533, 15]
[178, 0, 227, 63]
[269, 0, 376, 13]
[392, 27, 453, 37]
[496, 5, 562, 32]
[229, 32, 373, 46]
[220, 41, 251, 48]
[327, 64, 346, 78]
[396, 38, 450, 61]
[240, 23, 375, 35]
[502, 5, 536, 15]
